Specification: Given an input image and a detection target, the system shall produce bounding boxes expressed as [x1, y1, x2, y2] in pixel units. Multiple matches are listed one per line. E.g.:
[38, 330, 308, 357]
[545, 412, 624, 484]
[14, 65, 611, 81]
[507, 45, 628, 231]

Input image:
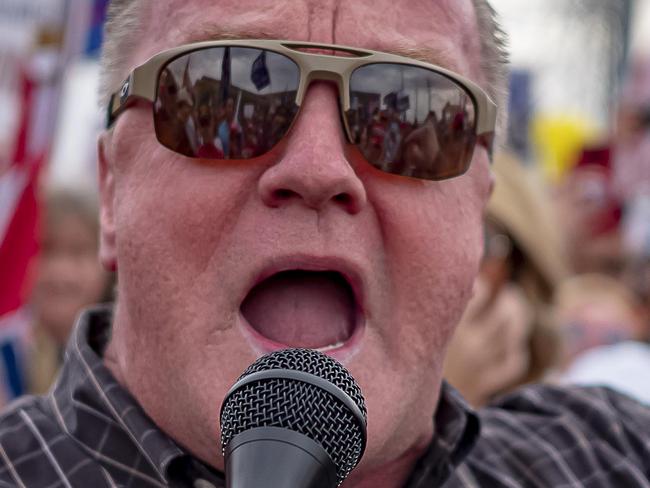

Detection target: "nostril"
[259, 161, 367, 213]
[334, 193, 352, 205]
[274, 189, 297, 201]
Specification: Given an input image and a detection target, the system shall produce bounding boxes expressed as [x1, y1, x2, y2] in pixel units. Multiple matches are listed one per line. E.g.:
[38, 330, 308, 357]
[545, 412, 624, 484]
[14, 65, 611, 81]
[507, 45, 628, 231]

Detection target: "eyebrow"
[387, 43, 460, 72]
[180, 25, 460, 71]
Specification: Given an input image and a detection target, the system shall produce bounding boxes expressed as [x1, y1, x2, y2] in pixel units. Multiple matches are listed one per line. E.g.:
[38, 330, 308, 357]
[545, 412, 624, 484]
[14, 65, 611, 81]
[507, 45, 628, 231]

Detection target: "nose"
[258, 83, 367, 214]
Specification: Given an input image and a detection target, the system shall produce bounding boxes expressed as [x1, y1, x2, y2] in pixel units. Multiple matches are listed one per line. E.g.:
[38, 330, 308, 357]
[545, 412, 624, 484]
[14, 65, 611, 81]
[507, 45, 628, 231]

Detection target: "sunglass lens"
[347, 63, 477, 180]
[154, 47, 300, 159]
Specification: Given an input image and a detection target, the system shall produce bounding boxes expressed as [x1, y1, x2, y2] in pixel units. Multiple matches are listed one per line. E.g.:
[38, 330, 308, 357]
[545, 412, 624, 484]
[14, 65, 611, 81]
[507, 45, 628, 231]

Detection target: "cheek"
[111, 113, 258, 305]
[369, 173, 486, 359]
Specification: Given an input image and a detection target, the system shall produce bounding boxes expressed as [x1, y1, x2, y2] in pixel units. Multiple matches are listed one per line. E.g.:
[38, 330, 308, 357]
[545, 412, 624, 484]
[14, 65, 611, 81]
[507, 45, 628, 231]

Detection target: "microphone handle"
[225, 427, 338, 488]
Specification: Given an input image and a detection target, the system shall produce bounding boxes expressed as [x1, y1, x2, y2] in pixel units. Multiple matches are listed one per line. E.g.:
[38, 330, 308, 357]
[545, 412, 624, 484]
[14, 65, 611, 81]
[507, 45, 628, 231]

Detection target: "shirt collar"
[404, 382, 481, 487]
[51, 306, 224, 487]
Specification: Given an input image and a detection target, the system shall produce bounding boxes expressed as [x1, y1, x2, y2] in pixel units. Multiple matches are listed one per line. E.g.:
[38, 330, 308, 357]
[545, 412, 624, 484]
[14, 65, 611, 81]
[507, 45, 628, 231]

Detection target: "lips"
[240, 269, 359, 350]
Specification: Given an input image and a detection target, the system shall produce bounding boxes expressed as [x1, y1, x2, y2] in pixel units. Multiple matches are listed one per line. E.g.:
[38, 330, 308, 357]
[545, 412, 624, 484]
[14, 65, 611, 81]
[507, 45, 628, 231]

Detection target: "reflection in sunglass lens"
[347, 63, 477, 181]
[154, 47, 300, 159]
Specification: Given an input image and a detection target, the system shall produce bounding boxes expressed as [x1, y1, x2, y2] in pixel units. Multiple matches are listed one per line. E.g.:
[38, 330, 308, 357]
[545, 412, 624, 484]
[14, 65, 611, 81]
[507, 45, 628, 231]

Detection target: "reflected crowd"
[152, 46, 476, 181]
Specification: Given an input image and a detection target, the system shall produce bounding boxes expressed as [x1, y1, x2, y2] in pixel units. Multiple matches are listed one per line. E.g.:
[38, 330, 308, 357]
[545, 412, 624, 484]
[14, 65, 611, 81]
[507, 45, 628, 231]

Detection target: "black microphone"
[220, 348, 367, 488]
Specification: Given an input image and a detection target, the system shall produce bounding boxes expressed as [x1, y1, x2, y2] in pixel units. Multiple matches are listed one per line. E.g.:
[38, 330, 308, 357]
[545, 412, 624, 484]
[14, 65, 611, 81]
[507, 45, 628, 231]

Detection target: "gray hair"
[99, 0, 509, 133]
[98, 0, 145, 110]
[471, 0, 510, 138]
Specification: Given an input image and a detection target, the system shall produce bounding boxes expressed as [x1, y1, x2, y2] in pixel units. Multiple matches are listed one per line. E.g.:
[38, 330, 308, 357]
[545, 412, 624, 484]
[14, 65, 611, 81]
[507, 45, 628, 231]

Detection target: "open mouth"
[240, 270, 360, 351]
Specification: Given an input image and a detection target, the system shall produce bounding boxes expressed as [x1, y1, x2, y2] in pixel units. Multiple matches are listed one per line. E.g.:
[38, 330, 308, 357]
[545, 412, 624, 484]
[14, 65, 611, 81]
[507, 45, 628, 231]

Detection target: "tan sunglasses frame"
[107, 39, 496, 145]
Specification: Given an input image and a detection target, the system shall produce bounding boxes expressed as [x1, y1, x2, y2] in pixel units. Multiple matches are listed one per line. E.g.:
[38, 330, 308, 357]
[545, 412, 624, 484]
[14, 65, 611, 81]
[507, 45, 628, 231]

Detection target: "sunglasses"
[107, 40, 496, 181]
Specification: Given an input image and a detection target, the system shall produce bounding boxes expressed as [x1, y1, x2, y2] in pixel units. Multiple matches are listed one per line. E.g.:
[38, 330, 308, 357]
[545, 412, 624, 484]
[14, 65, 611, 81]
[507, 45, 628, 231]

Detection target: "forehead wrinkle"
[147, 0, 309, 50]
[179, 24, 282, 45]
[331, 0, 479, 77]
[145, 2, 468, 76]
[167, 29, 462, 74]
[378, 42, 462, 74]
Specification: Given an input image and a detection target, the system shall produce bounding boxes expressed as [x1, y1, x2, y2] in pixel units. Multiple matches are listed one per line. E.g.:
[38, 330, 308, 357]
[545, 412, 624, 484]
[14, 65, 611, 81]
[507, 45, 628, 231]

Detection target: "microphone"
[220, 348, 367, 488]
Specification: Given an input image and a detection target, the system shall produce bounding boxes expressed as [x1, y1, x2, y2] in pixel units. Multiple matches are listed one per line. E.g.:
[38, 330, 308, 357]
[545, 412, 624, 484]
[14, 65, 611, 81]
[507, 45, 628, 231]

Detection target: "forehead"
[140, 0, 481, 77]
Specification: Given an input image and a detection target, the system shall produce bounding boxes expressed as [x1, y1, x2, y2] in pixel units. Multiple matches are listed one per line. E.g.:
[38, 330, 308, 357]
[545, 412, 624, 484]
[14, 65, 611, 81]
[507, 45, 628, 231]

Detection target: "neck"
[343, 442, 428, 488]
[103, 339, 126, 387]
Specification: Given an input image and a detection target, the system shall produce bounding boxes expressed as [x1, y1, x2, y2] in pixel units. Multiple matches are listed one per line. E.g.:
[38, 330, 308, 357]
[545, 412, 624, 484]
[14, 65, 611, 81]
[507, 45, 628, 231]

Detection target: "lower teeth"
[318, 341, 345, 352]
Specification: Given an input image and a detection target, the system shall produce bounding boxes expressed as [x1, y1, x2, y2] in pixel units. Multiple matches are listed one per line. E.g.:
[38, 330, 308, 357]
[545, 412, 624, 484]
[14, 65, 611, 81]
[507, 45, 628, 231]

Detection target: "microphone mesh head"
[220, 349, 367, 486]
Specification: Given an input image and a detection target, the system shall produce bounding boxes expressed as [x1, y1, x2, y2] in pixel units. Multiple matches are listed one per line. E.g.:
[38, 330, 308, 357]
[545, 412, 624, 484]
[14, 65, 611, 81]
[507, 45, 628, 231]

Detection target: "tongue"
[241, 270, 356, 348]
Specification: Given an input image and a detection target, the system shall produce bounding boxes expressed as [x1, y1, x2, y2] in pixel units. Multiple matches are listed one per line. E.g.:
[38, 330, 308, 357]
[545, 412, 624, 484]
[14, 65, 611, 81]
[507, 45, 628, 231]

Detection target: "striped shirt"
[0, 306, 648, 487]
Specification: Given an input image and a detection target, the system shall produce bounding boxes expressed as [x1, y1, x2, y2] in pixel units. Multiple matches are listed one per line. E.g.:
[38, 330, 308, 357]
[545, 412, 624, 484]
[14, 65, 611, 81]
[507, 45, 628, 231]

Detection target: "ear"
[98, 133, 118, 272]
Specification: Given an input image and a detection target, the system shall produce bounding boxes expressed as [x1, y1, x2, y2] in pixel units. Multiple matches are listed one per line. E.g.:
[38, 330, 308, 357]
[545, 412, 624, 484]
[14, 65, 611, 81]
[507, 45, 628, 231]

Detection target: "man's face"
[100, 0, 491, 480]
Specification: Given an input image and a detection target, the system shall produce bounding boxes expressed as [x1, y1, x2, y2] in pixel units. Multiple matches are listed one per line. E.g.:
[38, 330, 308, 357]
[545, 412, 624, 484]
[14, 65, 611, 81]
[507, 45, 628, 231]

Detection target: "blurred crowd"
[2, 52, 649, 413]
[445, 54, 650, 407]
[156, 50, 475, 181]
[18, 189, 114, 398]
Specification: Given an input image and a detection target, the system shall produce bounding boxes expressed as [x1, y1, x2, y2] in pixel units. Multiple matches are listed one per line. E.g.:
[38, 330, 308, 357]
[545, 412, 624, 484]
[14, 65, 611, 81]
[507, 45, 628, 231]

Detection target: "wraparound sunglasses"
[107, 39, 497, 181]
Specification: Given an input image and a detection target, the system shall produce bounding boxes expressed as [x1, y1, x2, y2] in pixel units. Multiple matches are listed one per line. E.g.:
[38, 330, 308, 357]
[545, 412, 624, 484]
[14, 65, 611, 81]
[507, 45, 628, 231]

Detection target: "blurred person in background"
[27, 188, 115, 394]
[558, 145, 625, 278]
[556, 273, 646, 366]
[552, 148, 646, 366]
[554, 53, 650, 359]
[617, 55, 650, 331]
[444, 151, 568, 407]
[613, 55, 650, 201]
[556, 54, 650, 403]
[557, 54, 650, 292]
[559, 271, 650, 405]
[560, 273, 650, 404]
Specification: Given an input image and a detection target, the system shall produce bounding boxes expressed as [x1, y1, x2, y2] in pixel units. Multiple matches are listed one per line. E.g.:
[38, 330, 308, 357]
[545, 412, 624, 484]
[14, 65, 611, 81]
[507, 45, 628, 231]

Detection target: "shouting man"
[1, 1, 649, 487]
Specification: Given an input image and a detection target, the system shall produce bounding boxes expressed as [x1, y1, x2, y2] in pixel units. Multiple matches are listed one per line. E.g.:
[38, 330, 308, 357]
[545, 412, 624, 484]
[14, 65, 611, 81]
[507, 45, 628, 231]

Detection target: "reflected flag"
[383, 92, 397, 109]
[397, 92, 410, 112]
[251, 50, 270, 91]
[220, 46, 231, 102]
[384, 91, 410, 111]
[180, 56, 194, 104]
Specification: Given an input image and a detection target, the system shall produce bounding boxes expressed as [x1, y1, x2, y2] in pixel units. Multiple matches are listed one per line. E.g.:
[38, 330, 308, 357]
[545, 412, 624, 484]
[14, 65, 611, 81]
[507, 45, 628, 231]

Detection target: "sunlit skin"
[99, 1, 492, 486]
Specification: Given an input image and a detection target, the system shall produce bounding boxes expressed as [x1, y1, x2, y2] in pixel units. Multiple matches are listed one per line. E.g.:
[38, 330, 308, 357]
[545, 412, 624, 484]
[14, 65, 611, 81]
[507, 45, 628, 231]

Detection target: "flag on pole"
[0, 65, 43, 401]
[251, 50, 270, 91]
[0, 0, 91, 401]
[219, 46, 231, 102]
